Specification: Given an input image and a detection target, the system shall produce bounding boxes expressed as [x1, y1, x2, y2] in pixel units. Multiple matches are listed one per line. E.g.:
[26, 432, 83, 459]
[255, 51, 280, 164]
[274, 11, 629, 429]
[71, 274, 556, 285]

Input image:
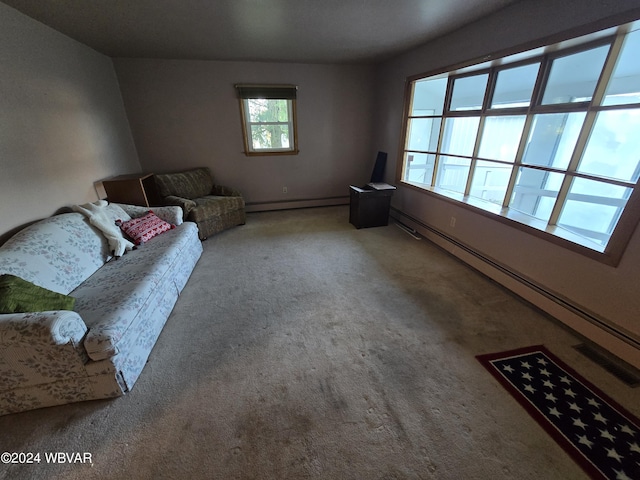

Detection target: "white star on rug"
[594, 412, 609, 424]
[577, 435, 593, 448]
[549, 407, 562, 418]
[613, 468, 633, 480]
[560, 375, 571, 384]
[600, 429, 616, 441]
[619, 424, 635, 436]
[629, 442, 640, 454]
[587, 397, 601, 408]
[573, 418, 588, 429]
[569, 402, 582, 413]
[564, 388, 577, 398]
[606, 447, 623, 462]
[545, 392, 558, 402]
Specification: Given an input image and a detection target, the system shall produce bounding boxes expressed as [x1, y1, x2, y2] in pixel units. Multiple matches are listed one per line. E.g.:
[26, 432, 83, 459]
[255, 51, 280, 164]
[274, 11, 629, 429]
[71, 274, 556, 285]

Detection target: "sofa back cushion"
[155, 167, 214, 200]
[0, 213, 109, 295]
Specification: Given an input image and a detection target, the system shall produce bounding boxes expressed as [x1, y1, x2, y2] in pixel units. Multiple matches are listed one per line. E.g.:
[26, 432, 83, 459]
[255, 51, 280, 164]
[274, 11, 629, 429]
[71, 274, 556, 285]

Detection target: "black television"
[370, 151, 387, 183]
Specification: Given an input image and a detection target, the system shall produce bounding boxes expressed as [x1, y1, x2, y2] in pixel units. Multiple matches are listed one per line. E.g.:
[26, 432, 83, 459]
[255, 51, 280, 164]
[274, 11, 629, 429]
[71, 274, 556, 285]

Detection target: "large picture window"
[236, 84, 298, 155]
[400, 21, 640, 263]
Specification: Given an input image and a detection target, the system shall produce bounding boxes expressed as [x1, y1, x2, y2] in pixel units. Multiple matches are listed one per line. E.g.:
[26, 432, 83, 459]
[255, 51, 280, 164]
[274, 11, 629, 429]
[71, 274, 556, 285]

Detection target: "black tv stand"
[349, 182, 396, 229]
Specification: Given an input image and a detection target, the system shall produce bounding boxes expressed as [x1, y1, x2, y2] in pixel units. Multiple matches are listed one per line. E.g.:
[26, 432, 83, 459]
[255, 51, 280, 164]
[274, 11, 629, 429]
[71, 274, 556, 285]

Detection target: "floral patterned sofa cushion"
[0, 213, 109, 295]
[73, 223, 197, 361]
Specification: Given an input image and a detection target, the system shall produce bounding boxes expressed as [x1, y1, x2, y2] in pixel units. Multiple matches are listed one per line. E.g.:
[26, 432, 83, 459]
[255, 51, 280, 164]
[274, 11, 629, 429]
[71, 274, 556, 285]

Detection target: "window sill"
[402, 181, 608, 257]
[243, 149, 299, 157]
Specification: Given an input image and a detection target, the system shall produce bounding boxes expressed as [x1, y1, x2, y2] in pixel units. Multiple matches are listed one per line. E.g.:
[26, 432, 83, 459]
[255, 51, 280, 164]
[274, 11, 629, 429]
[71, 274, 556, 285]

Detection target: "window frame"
[236, 84, 299, 156]
[397, 21, 640, 266]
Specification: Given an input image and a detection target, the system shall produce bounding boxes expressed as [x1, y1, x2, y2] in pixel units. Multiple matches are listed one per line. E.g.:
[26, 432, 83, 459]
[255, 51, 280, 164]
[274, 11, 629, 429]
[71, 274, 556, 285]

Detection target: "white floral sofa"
[0, 203, 202, 415]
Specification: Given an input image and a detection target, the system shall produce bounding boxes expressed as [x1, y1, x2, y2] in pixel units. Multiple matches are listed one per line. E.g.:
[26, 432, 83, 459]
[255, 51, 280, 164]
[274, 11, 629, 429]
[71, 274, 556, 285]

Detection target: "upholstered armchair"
[154, 167, 245, 240]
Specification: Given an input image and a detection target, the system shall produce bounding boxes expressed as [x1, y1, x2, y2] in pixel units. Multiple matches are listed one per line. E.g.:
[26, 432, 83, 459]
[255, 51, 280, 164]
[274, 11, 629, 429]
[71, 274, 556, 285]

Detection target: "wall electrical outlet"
[283, 186, 288, 194]
[450, 216, 456, 228]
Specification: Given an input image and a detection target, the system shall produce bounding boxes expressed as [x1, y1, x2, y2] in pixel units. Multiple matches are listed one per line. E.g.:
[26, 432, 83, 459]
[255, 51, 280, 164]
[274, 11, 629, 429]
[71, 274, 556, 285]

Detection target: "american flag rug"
[476, 345, 640, 480]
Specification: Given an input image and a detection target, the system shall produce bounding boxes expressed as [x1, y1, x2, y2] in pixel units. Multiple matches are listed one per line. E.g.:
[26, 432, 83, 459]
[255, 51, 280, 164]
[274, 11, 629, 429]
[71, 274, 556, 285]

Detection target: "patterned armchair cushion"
[155, 167, 214, 200]
[189, 196, 246, 223]
[0, 213, 108, 295]
[162, 196, 197, 218]
[211, 185, 243, 197]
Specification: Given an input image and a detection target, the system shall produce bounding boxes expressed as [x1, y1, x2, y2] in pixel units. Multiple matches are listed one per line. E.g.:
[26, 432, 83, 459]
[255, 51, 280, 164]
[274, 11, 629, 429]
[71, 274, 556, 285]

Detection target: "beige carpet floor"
[1, 206, 638, 480]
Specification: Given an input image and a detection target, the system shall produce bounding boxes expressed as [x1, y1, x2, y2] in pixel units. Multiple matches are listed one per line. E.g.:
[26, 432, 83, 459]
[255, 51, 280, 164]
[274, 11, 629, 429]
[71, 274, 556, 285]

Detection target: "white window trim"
[236, 84, 299, 156]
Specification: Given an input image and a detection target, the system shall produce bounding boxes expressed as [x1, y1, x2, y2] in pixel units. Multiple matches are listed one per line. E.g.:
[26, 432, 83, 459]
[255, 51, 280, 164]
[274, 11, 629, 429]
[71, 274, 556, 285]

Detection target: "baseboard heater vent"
[246, 196, 348, 212]
[574, 343, 640, 388]
[394, 221, 421, 240]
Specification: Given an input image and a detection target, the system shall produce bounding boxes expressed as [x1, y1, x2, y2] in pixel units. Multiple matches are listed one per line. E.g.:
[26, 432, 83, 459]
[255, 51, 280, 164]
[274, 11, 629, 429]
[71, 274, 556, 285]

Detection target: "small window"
[490, 63, 540, 109]
[540, 45, 609, 105]
[449, 73, 489, 111]
[236, 84, 298, 155]
[603, 28, 640, 106]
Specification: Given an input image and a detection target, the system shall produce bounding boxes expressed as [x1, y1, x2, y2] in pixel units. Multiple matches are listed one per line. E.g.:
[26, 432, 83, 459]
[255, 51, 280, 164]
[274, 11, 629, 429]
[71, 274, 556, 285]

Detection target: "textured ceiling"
[2, 0, 518, 63]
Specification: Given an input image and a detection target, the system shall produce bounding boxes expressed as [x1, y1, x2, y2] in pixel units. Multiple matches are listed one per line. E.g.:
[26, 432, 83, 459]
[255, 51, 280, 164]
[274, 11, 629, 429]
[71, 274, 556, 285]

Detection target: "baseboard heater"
[390, 208, 640, 370]
[246, 196, 349, 212]
[573, 343, 640, 387]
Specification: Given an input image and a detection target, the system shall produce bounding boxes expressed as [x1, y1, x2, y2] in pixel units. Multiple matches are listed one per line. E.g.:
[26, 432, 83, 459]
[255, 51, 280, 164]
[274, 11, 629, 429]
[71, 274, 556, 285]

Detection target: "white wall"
[374, 0, 640, 366]
[0, 3, 140, 237]
[113, 59, 376, 209]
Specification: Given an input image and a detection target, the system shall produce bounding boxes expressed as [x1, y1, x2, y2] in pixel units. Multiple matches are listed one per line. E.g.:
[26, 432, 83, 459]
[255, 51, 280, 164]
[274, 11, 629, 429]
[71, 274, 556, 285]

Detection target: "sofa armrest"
[114, 203, 184, 226]
[0, 310, 87, 347]
[161, 196, 197, 220]
[211, 185, 243, 197]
